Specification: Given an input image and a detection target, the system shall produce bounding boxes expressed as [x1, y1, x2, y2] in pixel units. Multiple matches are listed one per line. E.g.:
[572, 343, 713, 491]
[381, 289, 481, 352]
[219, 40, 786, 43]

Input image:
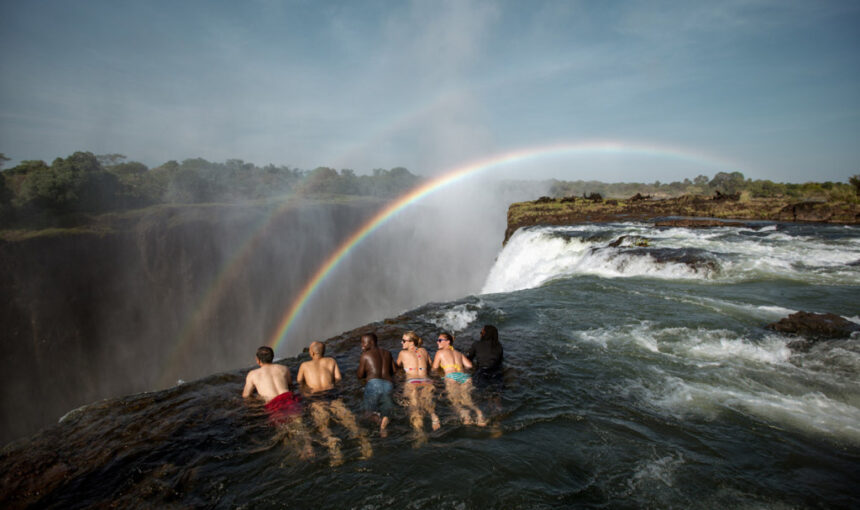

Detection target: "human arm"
[465, 342, 476, 361]
[296, 363, 306, 386]
[242, 372, 256, 398]
[387, 350, 397, 375]
[431, 350, 442, 372]
[357, 353, 368, 379]
[333, 360, 342, 384]
[461, 352, 473, 371]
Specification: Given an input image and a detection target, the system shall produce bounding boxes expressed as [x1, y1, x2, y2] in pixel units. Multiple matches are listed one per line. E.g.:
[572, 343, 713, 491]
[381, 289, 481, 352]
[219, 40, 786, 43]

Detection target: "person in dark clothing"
[465, 324, 504, 390]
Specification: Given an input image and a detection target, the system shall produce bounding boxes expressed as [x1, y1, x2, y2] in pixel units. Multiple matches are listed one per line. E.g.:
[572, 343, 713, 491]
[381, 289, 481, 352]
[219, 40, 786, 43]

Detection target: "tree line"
[0, 151, 857, 229]
[548, 171, 860, 202]
[0, 152, 421, 227]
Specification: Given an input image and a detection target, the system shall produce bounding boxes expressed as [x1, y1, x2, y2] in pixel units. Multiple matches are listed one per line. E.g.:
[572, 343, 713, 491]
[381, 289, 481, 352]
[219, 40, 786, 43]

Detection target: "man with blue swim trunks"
[357, 333, 396, 437]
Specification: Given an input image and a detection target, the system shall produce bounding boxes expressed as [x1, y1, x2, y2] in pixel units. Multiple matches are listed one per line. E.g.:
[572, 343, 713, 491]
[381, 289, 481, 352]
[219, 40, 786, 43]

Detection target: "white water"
[574, 320, 860, 445]
[482, 223, 860, 293]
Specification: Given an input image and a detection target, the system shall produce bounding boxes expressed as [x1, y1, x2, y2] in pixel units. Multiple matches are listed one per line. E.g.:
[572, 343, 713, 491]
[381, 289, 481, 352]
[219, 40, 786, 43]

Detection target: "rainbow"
[155, 195, 310, 387]
[267, 140, 742, 353]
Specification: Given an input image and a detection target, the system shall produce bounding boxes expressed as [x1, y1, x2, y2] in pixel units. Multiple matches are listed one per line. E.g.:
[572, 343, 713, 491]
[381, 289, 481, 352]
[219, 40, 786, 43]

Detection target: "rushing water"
[2, 222, 859, 509]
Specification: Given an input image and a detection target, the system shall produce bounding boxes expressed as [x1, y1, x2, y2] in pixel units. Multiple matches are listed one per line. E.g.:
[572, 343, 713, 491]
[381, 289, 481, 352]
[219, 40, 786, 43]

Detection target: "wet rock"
[777, 202, 833, 222]
[534, 196, 556, 204]
[644, 247, 718, 273]
[629, 193, 651, 201]
[583, 192, 603, 202]
[608, 235, 650, 248]
[654, 219, 748, 228]
[766, 311, 860, 349]
[713, 190, 740, 201]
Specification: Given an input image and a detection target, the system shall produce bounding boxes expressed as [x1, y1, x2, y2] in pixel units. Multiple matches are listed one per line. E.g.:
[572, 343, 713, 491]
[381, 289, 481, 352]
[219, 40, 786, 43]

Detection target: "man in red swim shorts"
[243, 346, 311, 458]
[243, 346, 301, 423]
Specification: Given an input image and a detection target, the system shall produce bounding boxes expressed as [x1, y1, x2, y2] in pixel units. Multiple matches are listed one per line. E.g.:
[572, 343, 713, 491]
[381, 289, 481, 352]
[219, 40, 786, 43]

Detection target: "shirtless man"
[297, 341, 371, 464]
[357, 333, 396, 436]
[242, 346, 310, 457]
[432, 333, 487, 426]
[243, 346, 299, 410]
[397, 331, 440, 445]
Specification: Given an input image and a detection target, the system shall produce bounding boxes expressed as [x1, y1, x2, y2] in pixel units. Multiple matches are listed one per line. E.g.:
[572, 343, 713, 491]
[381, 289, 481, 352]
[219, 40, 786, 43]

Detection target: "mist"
[0, 174, 548, 445]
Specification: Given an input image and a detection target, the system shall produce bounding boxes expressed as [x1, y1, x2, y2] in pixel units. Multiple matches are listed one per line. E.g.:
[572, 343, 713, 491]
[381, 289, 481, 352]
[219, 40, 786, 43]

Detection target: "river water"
[2, 222, 859, 509]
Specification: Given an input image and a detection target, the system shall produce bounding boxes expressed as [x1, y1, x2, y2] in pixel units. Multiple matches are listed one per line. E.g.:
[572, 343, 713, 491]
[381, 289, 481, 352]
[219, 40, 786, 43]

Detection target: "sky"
[1, 0, 858, 183]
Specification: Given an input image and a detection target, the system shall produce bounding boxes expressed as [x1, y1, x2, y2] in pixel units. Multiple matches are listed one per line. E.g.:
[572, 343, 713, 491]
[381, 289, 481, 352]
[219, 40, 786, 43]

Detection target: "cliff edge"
[504, 194, 859, 244]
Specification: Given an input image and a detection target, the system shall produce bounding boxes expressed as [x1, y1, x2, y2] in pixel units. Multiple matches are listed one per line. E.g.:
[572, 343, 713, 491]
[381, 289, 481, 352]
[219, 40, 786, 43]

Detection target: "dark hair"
[362, 332, 378, 344]
[438, 332, 453, 345]
[480, 325, 501, 350]
[256, 346, 274, 364]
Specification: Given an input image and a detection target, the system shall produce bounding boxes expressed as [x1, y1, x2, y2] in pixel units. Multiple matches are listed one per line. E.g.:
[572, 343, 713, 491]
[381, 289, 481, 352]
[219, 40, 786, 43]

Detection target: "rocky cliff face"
[0, 200, 388, 445]
[504, 195, 859, 243]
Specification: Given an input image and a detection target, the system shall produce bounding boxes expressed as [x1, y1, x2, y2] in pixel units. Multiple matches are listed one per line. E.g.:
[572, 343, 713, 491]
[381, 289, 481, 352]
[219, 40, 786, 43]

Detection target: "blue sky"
[1, 0, 858, 182]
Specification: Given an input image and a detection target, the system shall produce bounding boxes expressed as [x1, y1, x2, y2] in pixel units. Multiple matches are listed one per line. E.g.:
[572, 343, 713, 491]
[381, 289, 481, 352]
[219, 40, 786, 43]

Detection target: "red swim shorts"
[265, 391, 302, 425]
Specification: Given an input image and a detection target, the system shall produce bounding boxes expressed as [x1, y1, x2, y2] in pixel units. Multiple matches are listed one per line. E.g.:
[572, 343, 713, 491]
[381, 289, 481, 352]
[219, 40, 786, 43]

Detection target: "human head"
[309, 341, 325, 357]
[437, 332, 453, 346]
[256, 346, 274, 364]
[480, 325, 500, 347]
[361, 333, 378, 351]
[402, 330, 422, 348]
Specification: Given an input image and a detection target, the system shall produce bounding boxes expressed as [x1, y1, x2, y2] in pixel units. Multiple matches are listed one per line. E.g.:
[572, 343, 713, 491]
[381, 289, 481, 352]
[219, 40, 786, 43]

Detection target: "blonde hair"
[402, 330, 423, 347]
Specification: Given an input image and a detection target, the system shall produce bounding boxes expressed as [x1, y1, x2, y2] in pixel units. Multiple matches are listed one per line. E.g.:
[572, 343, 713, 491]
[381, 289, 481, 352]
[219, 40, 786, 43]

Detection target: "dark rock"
[644, 247, 718, 273]
[583, 192, 603, 202]
[654, 219, 748, 228]
[534, 196, 556, 204]
[608, 235, 650, 248]
[629, 193, 651, 201]
[777, 202, 833, 222]
[713, 190, 740, 201]
[560, 196, 577, 203]
[766, 311, 860, 344]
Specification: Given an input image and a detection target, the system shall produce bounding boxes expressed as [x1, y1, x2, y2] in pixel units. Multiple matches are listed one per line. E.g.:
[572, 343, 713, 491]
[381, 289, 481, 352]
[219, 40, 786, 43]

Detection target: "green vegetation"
[0, 151, 420, 228]
[1, 150, 856, 231]
[548, 171, 859, 203]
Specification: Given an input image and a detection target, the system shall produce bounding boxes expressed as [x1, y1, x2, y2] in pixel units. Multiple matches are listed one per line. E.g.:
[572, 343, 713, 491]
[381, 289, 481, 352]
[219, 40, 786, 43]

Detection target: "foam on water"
[577, 323, 792, 366]
[575, 318, 860, 445]
[422, 302, 482, 333]
[651, 377, 860, 445]
[483, 224, 860, 292]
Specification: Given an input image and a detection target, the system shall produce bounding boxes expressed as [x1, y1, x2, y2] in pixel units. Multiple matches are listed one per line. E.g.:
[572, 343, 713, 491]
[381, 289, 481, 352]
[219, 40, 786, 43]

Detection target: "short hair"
[403, 330, 423, 347]
[438, 332, 453, 345]
[362, 332, 378, 345]
[310, 341, 325, 356]
[256, 346, 274, 364]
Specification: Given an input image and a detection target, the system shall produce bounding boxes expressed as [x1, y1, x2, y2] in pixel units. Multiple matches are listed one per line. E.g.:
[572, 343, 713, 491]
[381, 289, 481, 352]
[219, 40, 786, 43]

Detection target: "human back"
[243, 346, 291, 403]
[358, 334, 395, 382]
[433, 341, 471, 375]
[297, 341, 341, 393]
[397, 331, 430, 376]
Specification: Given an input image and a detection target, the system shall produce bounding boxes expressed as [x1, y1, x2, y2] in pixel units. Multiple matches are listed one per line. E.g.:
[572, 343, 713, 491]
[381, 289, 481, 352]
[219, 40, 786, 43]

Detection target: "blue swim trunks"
[444, 372, 471, 384]
[363, 378, 394, 416]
